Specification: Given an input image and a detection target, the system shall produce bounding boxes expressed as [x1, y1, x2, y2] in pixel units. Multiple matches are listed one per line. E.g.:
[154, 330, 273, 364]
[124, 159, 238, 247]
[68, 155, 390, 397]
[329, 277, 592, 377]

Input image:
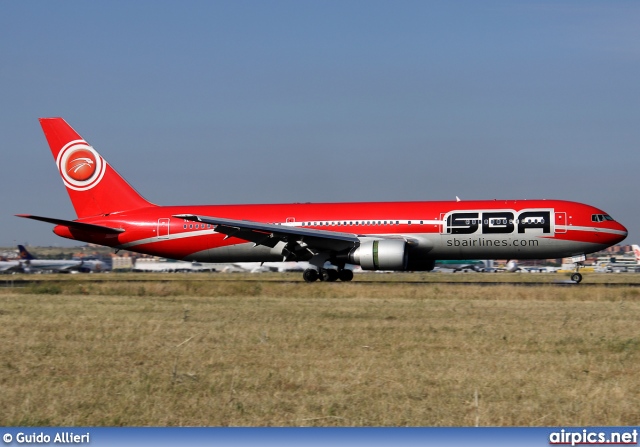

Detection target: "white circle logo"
[56, 140, 106, 191]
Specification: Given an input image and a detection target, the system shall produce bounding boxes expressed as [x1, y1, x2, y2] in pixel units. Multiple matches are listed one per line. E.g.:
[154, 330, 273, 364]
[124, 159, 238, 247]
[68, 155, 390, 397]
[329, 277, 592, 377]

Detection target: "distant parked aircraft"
[0, 258, 21, 273]
[237, 261, 310, 273]
[433, 260, 487, 272]
[17, 245, 105, 273]
[17, 245, 84, 273]
[132, 258, 219, 272]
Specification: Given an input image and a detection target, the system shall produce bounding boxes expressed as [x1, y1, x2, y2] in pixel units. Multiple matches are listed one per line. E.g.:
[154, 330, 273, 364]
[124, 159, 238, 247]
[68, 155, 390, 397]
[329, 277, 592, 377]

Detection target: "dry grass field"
[0, 273, 639, 426]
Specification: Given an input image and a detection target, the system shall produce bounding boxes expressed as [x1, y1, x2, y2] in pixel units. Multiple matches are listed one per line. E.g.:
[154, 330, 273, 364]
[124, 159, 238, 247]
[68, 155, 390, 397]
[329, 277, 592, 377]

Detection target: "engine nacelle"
[350, 239, 408, 271]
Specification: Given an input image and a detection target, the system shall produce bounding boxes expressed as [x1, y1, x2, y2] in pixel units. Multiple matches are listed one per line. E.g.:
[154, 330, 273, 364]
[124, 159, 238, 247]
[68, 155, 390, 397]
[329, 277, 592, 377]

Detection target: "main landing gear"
[303, 268, 354, 283]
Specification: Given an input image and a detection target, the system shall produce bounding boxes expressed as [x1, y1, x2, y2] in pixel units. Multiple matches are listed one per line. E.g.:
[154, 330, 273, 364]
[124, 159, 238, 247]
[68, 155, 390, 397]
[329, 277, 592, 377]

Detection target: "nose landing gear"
[571, 272, 583, 283]
[571, 257, 585, 283]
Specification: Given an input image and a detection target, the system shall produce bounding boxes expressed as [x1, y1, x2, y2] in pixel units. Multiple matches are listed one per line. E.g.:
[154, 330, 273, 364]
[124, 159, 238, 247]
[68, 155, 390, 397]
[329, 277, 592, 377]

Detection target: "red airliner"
[18, 118, 627, 283]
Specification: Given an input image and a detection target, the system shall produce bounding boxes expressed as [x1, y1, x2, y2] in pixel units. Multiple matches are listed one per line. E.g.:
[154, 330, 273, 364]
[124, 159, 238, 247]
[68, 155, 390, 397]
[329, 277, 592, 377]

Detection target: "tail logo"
[67, 148, 95, 181]
[56, 140, 106, 191]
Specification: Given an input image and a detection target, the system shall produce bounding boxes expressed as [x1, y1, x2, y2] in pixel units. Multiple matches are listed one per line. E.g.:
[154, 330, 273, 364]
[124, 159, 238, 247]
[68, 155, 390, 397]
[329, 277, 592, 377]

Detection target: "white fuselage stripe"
[118, 229, 213, 249]
[557, 225, 627, 236]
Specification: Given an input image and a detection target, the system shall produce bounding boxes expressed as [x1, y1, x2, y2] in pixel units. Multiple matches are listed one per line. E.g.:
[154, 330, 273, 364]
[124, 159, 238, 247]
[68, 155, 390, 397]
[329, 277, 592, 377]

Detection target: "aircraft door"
[555, 212, 567, 234]
[157, 218, 170, 239]
[439, 213, 447, 234]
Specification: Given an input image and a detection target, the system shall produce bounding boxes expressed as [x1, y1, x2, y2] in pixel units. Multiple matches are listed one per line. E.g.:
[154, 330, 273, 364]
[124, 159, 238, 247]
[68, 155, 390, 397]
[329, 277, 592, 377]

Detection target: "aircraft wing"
[174, 214, 360, 253]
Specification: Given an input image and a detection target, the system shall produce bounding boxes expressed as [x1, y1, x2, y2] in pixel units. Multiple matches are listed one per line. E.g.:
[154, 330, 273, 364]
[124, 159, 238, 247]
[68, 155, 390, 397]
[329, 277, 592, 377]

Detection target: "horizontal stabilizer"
[16, 214, 125, 234]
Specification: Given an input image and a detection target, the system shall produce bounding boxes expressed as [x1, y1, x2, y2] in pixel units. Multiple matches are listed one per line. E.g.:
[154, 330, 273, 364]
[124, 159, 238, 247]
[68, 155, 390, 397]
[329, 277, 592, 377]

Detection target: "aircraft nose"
[613, 221, 628, 244]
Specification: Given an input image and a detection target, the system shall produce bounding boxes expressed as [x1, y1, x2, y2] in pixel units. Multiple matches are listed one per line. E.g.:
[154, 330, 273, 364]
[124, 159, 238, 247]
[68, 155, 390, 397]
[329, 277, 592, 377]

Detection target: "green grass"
[0, 275, 638, 426]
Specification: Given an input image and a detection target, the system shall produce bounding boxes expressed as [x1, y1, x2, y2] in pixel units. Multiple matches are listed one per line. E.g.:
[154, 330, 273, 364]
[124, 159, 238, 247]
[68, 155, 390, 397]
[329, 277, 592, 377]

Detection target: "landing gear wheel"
[303, 269, 319, 283]
[320, 269, 339, 282]
[571, 272, 583, 283]
[338, 269, 354, 282]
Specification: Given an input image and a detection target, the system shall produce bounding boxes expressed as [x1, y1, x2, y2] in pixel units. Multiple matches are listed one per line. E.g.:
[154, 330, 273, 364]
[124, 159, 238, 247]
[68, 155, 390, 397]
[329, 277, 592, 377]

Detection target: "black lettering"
[447, 213, 479, 234]
[518, 211, 551, 234]
[446, 209, 553, 236]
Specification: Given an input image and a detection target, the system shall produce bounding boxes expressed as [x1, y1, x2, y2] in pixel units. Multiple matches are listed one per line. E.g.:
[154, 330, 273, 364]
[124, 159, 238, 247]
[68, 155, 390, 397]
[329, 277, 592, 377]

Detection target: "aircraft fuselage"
[50, 200, 626, 264]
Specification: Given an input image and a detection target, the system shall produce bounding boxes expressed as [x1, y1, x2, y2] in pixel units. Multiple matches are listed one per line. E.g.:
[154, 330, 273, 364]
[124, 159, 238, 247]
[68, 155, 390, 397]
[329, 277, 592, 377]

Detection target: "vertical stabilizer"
[17, 245, 34, 260]
[39, 118, 154, 218]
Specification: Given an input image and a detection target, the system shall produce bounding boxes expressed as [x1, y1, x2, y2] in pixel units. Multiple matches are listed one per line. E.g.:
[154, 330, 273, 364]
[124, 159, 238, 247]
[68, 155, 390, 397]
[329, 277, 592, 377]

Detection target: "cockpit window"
[592, 214, 615, 222]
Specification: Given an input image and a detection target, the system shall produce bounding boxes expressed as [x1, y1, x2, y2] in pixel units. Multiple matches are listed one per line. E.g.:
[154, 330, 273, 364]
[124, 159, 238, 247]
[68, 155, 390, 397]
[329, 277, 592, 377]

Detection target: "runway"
[3, 275, 640, 288]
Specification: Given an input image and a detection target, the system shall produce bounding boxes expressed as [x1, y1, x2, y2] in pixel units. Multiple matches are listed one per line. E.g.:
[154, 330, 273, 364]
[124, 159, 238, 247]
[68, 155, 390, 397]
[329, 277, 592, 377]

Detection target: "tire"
[303, 269, 319, 283]
[320, 269, 339, 282]
[338, 269, 354, 282]
[571, 272, 582, 283]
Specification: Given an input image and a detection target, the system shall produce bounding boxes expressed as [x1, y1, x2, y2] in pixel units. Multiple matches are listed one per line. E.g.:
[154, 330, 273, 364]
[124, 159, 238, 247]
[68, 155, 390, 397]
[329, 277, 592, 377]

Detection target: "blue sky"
[1, 1, 638, 247]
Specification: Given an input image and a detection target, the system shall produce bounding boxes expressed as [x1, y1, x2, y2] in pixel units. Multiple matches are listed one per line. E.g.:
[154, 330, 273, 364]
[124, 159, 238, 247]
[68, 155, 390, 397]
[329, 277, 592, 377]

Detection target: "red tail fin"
[39, 118, 154, 218]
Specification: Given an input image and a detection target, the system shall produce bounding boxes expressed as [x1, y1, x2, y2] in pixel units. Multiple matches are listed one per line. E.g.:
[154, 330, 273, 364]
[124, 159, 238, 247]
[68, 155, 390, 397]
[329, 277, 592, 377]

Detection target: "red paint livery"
[18, 118, 627, 282]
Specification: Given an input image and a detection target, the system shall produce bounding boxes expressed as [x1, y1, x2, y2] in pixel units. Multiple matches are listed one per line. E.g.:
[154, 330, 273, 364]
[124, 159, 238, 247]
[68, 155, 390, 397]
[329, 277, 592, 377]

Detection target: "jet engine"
[349, 240, 408, 271]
